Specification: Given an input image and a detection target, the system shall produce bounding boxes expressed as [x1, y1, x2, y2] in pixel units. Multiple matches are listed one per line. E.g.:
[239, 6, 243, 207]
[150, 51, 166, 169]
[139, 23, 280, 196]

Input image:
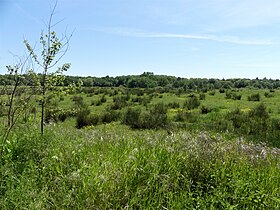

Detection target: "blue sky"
[1, 0, 280, 78]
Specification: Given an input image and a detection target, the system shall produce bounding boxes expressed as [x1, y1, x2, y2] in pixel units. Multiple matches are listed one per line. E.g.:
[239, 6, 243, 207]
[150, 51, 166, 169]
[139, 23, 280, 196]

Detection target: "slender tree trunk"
[41, 69, 47, 135]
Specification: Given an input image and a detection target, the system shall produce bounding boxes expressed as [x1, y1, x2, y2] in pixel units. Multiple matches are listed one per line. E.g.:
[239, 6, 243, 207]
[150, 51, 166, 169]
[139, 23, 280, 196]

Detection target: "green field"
[0, 87, 280, 209]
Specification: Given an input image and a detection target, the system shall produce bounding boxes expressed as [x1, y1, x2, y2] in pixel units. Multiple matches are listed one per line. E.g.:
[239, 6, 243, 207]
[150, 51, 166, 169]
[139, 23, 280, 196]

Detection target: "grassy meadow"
[0, 86, 280, 209]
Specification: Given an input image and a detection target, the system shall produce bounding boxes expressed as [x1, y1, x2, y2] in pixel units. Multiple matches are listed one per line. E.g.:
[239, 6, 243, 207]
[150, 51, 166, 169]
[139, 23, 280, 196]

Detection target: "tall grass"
[0, 123, 279, 209]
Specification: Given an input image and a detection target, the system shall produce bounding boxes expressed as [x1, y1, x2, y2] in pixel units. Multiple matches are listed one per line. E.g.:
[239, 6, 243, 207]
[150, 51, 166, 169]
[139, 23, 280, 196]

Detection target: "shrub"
[175, 110, 187, 122]
[225, 91, 241, 100]
[57, 112, 67, 122]
[249, 103, 269, 119]
[100, 94, 107, 103]
[72, 95, 86, 108]
[264, 92, 274, 98]
[208, 90, 216, 96]
[231, 93, 242, 100]
[200, 105, 212, 114]
[111, 96, 128, 110]
[122, 107, 142, 129]
[76, 109, 91, 129]
[76, 109, 99, 129]
[175, 110, 199, 123]
[248, 93, 260, 101]
[123, 103, 168, 129]
[246, 104, 269, 135]
[101, 109, 120, 124]
[131, 96, 152, 106]
[225, 90, 232, 99]
[199, 93, 206, 100]
[270, 118, 280, 131]
[185, 95, 200, 110]
[227, 108, 247, 130]
[145, 103, 168, 129]
[167, 102, 180, 109]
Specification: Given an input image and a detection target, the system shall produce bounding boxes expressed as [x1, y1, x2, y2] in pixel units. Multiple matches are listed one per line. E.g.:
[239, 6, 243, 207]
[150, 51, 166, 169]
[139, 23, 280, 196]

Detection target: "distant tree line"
[0, 71, 280, 90]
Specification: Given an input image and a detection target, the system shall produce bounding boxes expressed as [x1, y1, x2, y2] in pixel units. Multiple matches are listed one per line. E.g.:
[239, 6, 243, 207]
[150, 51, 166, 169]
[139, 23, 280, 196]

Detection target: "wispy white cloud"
[139, 33, 274, 46]
[143, 0, 280, 32]
[13, 2, 42, 25]
[91, 27, 275, 46]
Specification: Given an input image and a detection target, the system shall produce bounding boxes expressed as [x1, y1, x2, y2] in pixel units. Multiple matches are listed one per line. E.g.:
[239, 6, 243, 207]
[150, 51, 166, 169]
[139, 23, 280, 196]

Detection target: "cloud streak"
[13, 2, 42, 25]
[92, 27, 275, 46]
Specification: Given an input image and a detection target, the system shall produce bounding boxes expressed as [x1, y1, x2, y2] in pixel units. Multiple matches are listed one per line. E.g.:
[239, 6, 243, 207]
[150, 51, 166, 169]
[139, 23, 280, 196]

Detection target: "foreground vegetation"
[0, 122, 279, 209]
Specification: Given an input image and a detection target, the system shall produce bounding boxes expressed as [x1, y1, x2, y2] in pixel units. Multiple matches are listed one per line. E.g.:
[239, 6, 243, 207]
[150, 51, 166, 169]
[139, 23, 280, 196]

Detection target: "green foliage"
[100, 108, 120, 124]
[185, 95, 200, 110]
[167, 101, 180, 109]
[248, 93, 260, 101]
[131, 95, 152, 106]
[72, 95, 86, 108]
[264, 91, 274, 98]
[122, 107, 142, 129]
[111, 95, 129, 110]
[175, 110, 199, 123]
[225, 90, 242, 100]
[76, 109, 100, 129]
[208, 90, 216, 95]
[123, 103, 168, 129]
[144, 102, 168, 129]
[227, 108, 247, 130]
[199, 93, 206, 100]
[200, 105, 212, 114]
[247, 103, 269, 135]
[45, 108, 76, 123]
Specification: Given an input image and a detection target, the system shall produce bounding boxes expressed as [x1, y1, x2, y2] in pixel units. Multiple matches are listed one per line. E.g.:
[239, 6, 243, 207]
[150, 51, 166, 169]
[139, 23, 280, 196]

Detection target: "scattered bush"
[76, 109, 99, 129]
[208, 90, 216, 96]
[111, 95, 128, 110]
[248, 93, 260, 101]
[100, 94, 107, 103]
[270, 118, 280, 131]
[144, 103, 168, 129]
[123, 103, 168, 129]
[100, 109, 120, 124]
[131, 96, 151, 106]
[72, 95, 86, 108]
[225, 91, 241, 100]
[231, 93, 242, 100]
[45, 108, 74, 123]
[200, 105, 212, 114]
[122, 107, 142, 129]
[227, 108, 247, 130]
[175, 110, 198, 123]
[199, 93, 206, 100]
[185, 95, 200, 110]
[225, 90, 232, 99]
[264, 92, 274, 98]
[167, 101, 180, 109]
[247, 104, 269, 135]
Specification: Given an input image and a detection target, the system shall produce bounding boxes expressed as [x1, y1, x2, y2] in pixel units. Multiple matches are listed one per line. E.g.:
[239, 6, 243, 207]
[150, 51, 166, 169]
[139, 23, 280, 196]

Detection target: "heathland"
[0, 74, 280, 209]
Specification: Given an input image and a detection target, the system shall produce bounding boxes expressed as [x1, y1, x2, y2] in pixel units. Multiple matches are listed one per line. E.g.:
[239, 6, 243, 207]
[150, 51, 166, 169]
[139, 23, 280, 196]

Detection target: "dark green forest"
[1, 71, 279, 90]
